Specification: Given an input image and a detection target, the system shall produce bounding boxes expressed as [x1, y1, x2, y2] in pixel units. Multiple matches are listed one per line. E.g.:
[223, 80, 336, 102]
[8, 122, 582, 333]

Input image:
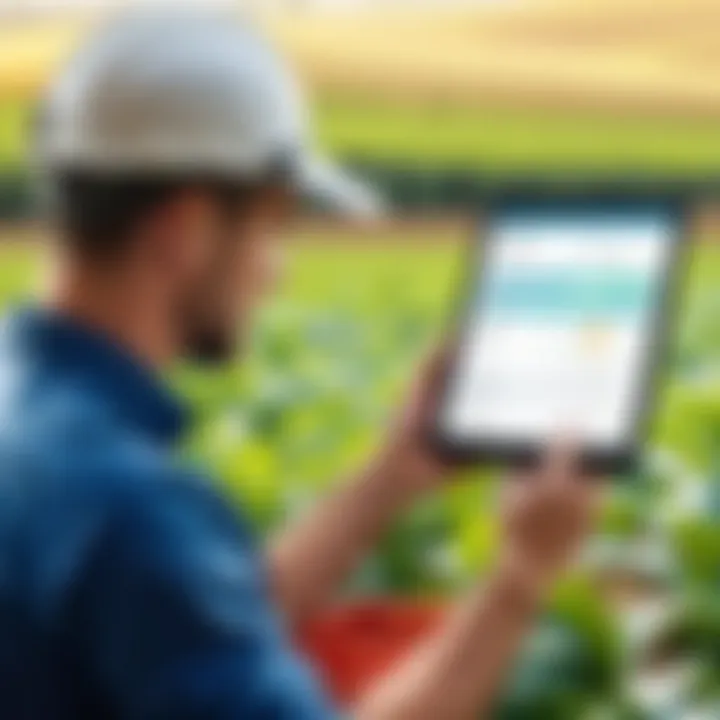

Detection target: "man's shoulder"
[0, 359, 231, 542]
[0, 375, 157, 485]
[0, 310, 200, 507]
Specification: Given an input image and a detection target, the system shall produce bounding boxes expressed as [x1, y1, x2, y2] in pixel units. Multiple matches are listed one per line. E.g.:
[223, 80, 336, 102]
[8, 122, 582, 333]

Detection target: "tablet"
[435, 195, 688, 474]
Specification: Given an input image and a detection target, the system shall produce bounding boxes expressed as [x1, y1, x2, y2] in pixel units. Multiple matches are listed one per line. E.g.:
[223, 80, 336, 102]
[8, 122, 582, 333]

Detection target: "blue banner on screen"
[443, 207, 674, 447]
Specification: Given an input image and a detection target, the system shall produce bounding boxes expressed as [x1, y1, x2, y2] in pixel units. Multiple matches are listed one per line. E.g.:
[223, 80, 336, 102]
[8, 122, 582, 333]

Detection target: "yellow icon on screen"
[579, 324, 616, 356]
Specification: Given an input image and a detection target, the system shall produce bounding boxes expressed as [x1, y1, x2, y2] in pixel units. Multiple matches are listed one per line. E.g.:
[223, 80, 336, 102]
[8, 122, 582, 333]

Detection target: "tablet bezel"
[432, 191, 691, 476]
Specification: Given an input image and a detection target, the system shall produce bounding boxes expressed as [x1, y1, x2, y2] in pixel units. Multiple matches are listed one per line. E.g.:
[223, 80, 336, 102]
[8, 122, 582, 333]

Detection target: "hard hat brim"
[298, 156, 386, 221]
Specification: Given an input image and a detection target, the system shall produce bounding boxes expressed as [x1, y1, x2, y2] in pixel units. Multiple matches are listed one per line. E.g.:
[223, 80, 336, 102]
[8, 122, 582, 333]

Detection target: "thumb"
[416, 343, 455, 410]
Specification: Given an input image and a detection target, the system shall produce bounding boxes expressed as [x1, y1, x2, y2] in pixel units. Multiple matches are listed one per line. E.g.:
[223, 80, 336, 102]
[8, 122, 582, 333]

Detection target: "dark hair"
[49, 171, 257, 258]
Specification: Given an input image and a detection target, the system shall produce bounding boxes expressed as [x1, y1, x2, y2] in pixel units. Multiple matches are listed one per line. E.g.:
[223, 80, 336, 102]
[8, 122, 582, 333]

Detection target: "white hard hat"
[38, 6, 383, 219]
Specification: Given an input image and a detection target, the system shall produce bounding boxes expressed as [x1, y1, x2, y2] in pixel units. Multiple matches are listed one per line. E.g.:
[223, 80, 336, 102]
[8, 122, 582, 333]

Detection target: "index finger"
[541, 436, 582, 489]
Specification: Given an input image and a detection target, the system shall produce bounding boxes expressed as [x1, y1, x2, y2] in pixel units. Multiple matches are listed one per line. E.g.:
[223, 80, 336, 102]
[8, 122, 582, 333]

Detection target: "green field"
[316, 95, 720, 173]
[3, 228, 720, 716]
[7, 95, 720, 174]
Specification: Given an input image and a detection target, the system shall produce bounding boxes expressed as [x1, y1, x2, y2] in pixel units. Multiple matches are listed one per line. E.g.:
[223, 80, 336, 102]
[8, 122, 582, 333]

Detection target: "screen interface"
[443, 204, 676, 448]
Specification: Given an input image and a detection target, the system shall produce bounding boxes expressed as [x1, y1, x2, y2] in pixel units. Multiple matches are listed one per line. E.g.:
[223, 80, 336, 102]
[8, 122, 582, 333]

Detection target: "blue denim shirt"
[0, 308, 336, 719]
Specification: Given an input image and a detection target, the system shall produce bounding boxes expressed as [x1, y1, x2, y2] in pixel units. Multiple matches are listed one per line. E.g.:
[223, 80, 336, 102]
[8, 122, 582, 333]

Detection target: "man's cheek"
[251, 240, 284, 300]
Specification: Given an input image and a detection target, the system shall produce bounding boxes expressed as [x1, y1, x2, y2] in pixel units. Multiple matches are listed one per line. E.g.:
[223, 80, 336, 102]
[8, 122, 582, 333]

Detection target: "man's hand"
[377, 348, 454, 496]
[356, 445, 602, 720]
[500, 443, 600, 597]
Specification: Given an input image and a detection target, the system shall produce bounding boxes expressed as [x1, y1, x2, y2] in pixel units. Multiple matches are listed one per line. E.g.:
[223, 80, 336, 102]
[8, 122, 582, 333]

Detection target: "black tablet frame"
[431, 191, 692, 476]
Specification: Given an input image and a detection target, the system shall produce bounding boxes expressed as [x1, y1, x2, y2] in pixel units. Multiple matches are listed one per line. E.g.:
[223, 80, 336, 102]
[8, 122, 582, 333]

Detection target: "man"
[0, 8, 599, 719]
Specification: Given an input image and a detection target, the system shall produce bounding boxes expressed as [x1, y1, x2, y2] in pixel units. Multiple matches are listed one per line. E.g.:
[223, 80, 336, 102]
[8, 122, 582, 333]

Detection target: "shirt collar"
[6, 307, 191, 445]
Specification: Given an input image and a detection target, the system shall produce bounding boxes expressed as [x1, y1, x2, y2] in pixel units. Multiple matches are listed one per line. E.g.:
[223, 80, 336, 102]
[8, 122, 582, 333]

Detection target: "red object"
[298, 601, 444, 706]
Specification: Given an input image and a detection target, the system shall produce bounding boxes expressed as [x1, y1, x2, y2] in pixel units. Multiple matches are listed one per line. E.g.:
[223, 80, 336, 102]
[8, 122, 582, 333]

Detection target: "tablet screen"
[442, 202, 678, 449]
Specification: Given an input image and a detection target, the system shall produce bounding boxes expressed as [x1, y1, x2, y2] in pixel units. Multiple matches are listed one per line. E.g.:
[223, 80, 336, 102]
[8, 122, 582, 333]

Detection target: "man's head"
[52, 171, 291, 362]
[39, 7, 381, 363]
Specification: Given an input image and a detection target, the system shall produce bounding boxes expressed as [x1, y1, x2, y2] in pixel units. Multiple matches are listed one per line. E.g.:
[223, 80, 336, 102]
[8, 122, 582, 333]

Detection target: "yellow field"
[3, 0, 720, 117]
[273, 0, 720, 117]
